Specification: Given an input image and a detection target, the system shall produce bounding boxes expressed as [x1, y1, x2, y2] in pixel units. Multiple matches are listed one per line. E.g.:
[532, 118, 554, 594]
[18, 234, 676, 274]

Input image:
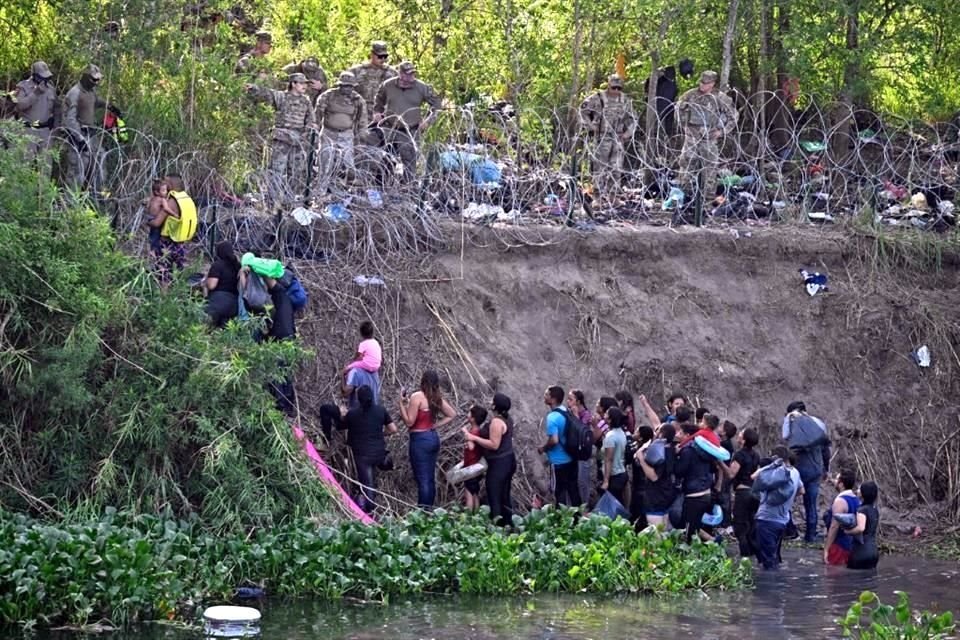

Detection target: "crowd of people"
[318, 327, 880, 572]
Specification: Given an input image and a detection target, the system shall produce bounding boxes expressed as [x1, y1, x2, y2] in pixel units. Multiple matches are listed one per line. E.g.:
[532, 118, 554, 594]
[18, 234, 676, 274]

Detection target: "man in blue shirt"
[538, 385, 581, 507]
[344, 367, 381, 410]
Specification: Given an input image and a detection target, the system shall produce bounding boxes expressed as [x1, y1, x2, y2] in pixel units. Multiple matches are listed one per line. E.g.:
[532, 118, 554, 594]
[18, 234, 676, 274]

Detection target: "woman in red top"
[399, 370, 456, 508]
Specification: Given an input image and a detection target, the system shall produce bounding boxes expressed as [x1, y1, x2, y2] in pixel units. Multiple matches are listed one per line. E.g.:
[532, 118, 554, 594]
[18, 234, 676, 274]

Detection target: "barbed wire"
[25, 90, 959, 519]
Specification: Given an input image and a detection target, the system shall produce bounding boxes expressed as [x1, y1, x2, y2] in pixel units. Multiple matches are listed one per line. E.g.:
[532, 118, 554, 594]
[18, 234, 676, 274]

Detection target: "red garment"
[827, 543, 851, 566]
[410, 408, 434, 433]
[625, 410, 636, 434]
[678, 428, 721, 449]
[463, 426, 482, 466]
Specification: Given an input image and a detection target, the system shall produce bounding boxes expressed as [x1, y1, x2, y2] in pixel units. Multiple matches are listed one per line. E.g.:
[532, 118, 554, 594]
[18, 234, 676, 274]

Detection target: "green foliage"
[0, 132, 327, 532]
[0, 507, 752, 629]
[840, 591, 956, 640]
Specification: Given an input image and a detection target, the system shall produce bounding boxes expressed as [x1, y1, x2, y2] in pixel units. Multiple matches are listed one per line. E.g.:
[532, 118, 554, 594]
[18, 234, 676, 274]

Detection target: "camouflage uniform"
[578, 75, 637, 198]
[63, 64, 107, 190]
[347, 42, 397, 145]
[314, 72, 368, 186]
[14, 61, 57, 171]
[675, 70, 738, 200]
[248, 74, 317, 195]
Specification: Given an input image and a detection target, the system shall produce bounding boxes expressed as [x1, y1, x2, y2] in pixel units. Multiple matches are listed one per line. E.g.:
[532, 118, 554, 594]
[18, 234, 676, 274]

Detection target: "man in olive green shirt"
[373, 61, 441, 180]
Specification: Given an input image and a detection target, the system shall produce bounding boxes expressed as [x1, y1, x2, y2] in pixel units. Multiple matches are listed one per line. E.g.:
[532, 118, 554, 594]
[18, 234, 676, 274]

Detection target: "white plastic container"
[202, 605, 262, 638]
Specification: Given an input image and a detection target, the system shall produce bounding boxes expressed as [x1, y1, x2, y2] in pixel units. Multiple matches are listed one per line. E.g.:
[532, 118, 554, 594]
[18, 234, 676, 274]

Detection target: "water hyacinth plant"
[0, 507, 751, 629]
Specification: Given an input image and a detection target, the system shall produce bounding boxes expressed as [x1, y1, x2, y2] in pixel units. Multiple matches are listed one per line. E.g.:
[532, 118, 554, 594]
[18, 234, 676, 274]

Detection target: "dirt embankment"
[297, 223, 960, 530]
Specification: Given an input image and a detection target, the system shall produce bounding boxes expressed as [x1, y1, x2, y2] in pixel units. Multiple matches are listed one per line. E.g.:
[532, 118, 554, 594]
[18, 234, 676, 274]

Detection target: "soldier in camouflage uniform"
[246, 72, 317, 198]
[346, 41, 397, 145]
[63, 64, 108, 191]
[282, 57, 328, 106]
[578, 74, 637, 201]
[235, 30, 272, 76]
[13, 61, 56, 173]
[675, 70, 738, 203]
[314, 71, 368, 187]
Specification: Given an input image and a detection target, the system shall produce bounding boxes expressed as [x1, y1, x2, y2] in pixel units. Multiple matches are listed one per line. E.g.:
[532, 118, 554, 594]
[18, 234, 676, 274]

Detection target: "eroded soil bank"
[298, 223, 960, 535]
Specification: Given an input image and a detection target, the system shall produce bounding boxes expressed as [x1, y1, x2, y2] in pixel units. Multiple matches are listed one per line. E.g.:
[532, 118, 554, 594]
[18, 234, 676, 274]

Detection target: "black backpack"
[553, 409, 593, 461]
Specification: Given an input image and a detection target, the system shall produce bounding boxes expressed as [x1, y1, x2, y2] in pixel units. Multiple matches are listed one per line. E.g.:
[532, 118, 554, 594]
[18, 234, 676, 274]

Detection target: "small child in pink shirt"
[344, 320, 382, 374]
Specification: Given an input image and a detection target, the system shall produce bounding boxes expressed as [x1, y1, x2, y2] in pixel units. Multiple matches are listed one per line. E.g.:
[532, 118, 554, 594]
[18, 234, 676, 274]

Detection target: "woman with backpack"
[464, 393, 517, 526]
[398, 370, 457, 508]
[636, 423, 677, 528]
[566, 389, 595, 509]
[203, 241, 241, 328]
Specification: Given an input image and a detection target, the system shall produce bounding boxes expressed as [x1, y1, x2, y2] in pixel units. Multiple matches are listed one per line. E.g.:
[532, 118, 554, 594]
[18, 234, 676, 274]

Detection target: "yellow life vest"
[161, 190, 198, 242]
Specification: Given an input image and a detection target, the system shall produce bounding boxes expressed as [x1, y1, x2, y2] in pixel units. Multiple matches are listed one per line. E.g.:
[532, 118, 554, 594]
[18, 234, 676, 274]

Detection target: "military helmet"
[607, 74, 624, 88]
[31, 60, 53, 79]
[337, 71, 358, 86]
[288, 72, 307, 84]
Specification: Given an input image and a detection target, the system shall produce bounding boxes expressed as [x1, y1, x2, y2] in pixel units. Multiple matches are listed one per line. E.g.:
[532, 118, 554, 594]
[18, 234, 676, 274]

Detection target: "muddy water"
[41, 550, 960, 639]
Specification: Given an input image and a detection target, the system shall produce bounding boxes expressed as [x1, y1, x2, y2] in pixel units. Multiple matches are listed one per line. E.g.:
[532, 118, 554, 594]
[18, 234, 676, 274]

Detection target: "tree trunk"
[830, 0, 860, 165]
[842, 0, 862, 104]
[720, 0, 741, 89]
[757, 0, 773, 139]
[643, 11, 675, 183]
[566, 0, 585, 151]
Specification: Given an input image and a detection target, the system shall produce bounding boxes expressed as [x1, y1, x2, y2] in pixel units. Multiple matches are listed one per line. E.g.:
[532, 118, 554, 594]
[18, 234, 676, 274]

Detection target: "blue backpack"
[285, 277, 307, 311]
[277, 267, 308, 311]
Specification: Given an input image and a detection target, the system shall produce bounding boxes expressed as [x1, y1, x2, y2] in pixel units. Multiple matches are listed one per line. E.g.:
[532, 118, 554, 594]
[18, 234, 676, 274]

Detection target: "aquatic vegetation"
[0, 507, 750, 629]
[840, 591, 955, 640]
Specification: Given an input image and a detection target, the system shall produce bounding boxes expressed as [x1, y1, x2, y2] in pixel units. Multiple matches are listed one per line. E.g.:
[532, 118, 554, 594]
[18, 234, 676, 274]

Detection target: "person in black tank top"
[848, 480, 881, 570]
[721, 427, 760, 557]
[464, 392, 517, 526]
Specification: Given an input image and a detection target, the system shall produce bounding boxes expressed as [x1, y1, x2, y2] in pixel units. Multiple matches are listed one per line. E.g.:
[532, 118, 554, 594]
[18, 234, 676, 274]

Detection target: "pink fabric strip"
[293, 425, 376, 525]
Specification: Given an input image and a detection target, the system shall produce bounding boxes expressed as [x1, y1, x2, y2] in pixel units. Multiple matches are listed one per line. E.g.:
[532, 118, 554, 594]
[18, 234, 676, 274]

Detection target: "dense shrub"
[0, 127, 326, 532]
[0, 507, 752, 628]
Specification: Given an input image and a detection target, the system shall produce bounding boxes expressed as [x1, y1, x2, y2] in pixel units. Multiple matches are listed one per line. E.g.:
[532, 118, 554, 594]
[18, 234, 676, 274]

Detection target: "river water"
[40, 550, 960, 639]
